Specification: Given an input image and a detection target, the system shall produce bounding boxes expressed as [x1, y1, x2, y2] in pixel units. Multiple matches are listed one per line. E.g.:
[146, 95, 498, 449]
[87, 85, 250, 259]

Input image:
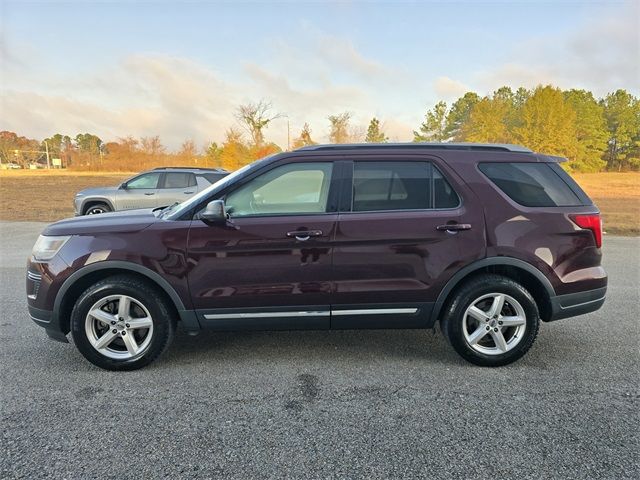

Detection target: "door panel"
[333, 209, 471, 304]
[331, 158, 485, 328]
[187, 215, 337, 328]
[186, 159, 339, 329]
[115, 172, 160, 210]
[156, 172, 198, 207]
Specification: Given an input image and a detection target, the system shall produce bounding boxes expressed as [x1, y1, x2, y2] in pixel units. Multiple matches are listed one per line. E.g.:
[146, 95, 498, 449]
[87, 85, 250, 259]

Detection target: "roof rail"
[152, 166, 227, 172]
[296, 142, 533, 153]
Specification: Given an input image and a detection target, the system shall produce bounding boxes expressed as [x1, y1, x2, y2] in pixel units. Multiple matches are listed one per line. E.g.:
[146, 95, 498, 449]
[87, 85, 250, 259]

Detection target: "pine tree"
[460, 97, 511, 143]
[564, 89, 608, 172]
[413, 101, 448, 141]
[365, 117, 388, 143]
[513, 86, 578, 163]
[601, 90, 640, 171]
[444, 92, 480, 141]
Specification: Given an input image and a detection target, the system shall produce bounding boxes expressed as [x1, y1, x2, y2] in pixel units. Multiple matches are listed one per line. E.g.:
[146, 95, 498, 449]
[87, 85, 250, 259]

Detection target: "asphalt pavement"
[1, 221, 638, 479]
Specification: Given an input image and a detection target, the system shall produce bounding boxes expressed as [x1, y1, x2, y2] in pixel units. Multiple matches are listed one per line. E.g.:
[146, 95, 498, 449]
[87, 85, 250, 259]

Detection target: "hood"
[76, 186, 119, 196]
[43, 208, 160, 236]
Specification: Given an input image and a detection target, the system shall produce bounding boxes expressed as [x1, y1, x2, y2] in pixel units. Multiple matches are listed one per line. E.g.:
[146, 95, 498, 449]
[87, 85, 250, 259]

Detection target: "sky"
[1, 0, 638, 150]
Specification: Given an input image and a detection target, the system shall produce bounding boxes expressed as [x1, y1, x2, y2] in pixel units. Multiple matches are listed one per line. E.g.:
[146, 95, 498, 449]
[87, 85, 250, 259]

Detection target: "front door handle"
[436, 223, 471, 232]
[286, 230, 323, 241]
[144, 192, 155, 196]
[184, 191, 194, 194]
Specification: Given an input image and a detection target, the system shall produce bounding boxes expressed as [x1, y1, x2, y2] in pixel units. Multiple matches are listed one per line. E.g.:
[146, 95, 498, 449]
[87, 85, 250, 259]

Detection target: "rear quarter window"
[202, 173, 226, 184]
[478, 162, 585, 207]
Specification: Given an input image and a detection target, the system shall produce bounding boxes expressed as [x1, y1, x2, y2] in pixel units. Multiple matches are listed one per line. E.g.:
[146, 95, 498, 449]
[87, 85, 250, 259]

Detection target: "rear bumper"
[548, 286, 607, 322]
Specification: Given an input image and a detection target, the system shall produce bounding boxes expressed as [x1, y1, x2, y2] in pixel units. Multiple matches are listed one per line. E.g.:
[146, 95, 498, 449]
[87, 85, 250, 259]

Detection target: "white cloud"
[2, 4, 636, 151]
[433, 76, 471, 100]
[1, 54, 244, 149]
[475, 2, 639, 96]
[1, 22, 420, 148]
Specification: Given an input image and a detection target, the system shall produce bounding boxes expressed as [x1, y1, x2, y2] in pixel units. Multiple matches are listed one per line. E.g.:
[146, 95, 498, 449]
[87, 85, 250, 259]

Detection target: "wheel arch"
[54, 261, 193, 334]
[81, 197, 115, 214]
[433, 257, 555, 323]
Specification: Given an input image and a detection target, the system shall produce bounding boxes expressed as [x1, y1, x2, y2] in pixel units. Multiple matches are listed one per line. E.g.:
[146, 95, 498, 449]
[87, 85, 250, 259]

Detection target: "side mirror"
[201, 199, 227, 223]
[120, 182, 128, 190]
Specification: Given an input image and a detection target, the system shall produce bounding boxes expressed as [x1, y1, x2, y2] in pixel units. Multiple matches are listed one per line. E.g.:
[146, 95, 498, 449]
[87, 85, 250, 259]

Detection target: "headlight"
[32, 235, 71, 261]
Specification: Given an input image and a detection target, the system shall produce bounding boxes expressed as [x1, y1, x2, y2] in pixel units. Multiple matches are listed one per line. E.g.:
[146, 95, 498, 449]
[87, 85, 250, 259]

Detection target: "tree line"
[1, 86, 638, 172]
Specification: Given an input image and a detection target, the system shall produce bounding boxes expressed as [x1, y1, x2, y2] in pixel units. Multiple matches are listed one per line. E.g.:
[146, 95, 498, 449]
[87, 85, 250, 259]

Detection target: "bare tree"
[140, 136, 165, 156]
[292, 123, 316, 149]
[179, 139, 197, 158]
[117, 136, 139, 152]
[235, 100, 282, 147]
[328, 112, 352, 143]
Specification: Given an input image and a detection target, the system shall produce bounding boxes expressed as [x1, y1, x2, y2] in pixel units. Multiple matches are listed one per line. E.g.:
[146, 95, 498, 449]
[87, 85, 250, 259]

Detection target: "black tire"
[83, 202, 111, 215]
[441, 274, 540, 367]
[70, 275, 176, 371]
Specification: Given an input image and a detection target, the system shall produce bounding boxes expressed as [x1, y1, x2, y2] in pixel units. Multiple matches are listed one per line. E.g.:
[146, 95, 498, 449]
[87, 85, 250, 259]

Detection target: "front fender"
[53, 260, 199, 333]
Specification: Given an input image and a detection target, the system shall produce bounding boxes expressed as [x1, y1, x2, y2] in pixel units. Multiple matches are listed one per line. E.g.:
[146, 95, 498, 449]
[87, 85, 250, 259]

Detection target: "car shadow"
[164, 325, 461, 367]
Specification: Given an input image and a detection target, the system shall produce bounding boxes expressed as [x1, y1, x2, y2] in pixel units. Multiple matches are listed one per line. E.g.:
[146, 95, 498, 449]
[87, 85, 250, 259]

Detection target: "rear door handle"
[286, 230, 323, 241]
[144, 192, 155, 196]
[436, 223, 471, 232]
[184, 191, 194, 194]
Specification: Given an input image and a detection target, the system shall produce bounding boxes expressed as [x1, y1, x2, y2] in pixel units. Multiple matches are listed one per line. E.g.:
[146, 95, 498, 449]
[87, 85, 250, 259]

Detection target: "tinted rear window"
[164, 172, 196, 188]
[479, 162, 583, 207]
[351, 161, 459, 212]
[202, 173, 226, 184]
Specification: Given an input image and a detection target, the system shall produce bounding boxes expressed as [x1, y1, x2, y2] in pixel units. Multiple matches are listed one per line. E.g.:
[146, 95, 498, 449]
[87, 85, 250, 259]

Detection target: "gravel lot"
[1, 221, 638, 479]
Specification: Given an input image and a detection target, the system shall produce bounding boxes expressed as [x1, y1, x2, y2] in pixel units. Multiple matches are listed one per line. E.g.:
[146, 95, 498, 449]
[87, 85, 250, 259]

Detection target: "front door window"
[225, 163, 333, 217]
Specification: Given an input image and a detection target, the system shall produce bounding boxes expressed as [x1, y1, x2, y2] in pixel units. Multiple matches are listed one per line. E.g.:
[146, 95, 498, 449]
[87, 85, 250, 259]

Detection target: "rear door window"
[163, 172, 196, 189]
[351, 161, 459, 212]
[433, 167, 460, 208]
[478, 163, 583, 207]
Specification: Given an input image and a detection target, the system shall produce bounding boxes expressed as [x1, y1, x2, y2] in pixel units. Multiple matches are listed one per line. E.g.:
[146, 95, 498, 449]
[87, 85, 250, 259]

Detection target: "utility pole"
[287, 119, 290, 151]
[44, 141, 51, 169]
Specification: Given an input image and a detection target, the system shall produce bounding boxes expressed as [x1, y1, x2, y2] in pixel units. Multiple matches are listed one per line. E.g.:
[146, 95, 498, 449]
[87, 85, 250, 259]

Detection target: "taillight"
[570, 214, 602, 248]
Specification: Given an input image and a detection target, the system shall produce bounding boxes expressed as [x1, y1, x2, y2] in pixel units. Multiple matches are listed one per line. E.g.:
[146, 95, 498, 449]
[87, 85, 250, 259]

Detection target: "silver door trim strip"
[331, 308, 418, 316]
[203, 311, 329, 320]
[203, 308, 418, 320]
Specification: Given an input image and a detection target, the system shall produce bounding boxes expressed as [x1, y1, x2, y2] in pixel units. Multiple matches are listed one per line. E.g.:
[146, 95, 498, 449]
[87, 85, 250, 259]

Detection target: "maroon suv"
[26, 143, 607, 370]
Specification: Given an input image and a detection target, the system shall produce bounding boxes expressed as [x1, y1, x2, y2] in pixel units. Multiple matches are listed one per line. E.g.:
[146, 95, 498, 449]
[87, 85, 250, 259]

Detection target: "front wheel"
[441, 274, 540, 367]
[70, 275, 176, 370]
[84, 202, 111, 215]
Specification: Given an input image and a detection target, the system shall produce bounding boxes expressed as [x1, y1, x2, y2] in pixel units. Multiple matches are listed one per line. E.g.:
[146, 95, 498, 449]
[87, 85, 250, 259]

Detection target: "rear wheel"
[441, 274, 540, 367]
[84, 202, 111, 215]
[70, 275, 176, 370]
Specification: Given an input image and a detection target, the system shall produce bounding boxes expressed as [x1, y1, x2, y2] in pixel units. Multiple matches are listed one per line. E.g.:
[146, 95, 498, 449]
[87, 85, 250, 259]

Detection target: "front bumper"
[548, 286, 607, 321]
[28, 305, 69, 342]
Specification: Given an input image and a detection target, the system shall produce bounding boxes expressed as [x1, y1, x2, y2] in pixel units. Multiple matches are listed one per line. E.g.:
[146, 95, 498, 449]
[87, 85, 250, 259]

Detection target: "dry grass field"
[573, 172, 640, 236]
[0, 171, 130, 222]
[0, 170, 638, 235]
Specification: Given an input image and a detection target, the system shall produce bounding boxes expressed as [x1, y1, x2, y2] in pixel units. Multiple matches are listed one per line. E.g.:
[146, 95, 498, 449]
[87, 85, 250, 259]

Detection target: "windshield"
[163, 155, 276, 220]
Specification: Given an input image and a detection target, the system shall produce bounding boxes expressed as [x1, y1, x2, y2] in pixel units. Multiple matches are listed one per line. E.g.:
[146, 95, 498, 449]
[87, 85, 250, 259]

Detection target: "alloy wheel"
[462, 293, 527, 355]
[84, 294, 154, 360]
